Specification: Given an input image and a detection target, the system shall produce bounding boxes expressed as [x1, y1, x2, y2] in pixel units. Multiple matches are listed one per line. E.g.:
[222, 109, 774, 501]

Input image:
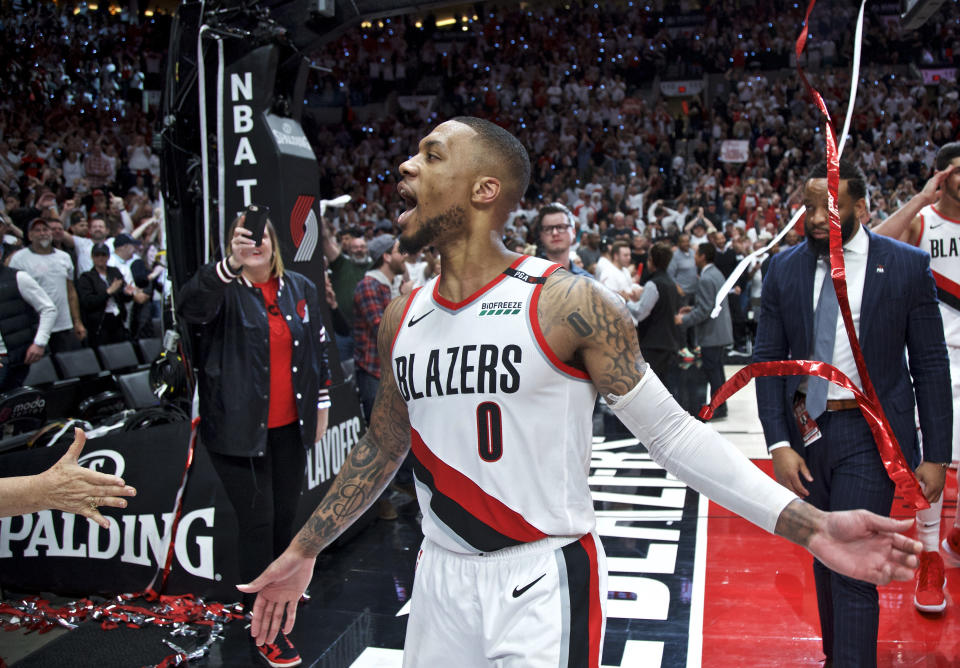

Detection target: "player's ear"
[854, 196, 868, 223]
[472, 176, 501, 206]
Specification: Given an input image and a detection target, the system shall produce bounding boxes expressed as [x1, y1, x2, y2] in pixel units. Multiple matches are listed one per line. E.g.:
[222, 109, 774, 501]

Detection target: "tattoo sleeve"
[538, 271, 647, 397]
[294, 295, 412, 556]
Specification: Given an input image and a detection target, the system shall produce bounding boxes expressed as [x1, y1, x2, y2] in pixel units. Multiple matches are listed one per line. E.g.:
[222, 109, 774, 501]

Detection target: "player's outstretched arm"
[538, 271, 921, 585]
[239, 294, 413, 646]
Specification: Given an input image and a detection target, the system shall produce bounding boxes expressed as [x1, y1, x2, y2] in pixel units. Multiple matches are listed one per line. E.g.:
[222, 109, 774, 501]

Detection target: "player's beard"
[399, 205, 466, 254]
[806, 209, 856, 256]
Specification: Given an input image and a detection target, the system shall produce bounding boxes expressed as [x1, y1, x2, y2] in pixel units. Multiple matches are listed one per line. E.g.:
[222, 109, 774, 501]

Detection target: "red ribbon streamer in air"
[699, 361, 928, 507]
[701, 0, 928, 510]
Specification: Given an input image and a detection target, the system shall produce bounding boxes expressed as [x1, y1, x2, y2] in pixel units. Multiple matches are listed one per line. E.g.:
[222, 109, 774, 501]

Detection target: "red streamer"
[698, 361, 929, 509]
[144, 417, 201, 600]
[703, 0, 928, 511]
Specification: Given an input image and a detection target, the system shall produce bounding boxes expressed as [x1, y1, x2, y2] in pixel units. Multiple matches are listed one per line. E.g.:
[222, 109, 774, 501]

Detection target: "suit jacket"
[753, 230, 951, 468]
[77, 266, 131, 334]
[680, 263, 733, 347]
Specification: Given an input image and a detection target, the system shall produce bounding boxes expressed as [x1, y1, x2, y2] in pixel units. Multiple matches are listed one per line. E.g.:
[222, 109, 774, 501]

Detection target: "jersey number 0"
[476, 402, 503, 462]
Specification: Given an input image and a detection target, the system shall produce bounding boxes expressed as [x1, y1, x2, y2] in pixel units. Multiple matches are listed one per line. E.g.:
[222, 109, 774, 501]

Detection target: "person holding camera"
[178, 208, 331, 668]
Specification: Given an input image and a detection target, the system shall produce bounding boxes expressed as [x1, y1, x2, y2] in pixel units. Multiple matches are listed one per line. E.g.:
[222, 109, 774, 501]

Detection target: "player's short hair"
[451, 116, 531, 205]
[806, 159, 867, 201]
[611, 240, 630, 256]
[936, 142, 960, 171]
[649, 241, 673, 271]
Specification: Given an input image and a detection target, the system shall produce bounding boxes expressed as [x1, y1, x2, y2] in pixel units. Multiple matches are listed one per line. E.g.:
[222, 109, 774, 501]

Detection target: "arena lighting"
[145, 9, 154, 16]
[88, 3, 99, 9]
[435, 17, 456, 26]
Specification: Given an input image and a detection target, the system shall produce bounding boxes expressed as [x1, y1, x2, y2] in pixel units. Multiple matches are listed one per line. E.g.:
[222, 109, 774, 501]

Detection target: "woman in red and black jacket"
[178, 212, 330, 666]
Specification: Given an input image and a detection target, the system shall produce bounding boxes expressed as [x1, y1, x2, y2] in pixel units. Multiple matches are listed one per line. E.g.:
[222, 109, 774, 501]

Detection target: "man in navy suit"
[754, 160, 951, 667]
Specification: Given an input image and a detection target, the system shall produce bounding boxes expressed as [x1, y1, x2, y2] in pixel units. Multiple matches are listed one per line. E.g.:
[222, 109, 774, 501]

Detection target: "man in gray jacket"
[676, 242, 734, 418]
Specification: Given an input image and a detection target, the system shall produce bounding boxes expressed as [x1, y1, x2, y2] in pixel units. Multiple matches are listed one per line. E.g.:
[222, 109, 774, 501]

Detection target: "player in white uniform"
[240, 118, 923, 667]
[873, 143, 960, 614]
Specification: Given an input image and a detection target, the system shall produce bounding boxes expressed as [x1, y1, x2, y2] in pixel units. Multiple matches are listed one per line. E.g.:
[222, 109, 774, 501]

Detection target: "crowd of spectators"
[0, 4, 169, 375]
[304, 0, 960, 249]
[2, 0, 960, 400]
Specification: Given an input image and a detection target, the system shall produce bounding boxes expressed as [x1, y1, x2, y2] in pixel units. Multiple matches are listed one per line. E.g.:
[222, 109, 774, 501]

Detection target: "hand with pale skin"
[915, 165, 956, 208]
[23, 343, 45, 364]
[324, 280, 338, 310]
[0, 429, 137, 528]
[229, 222, 258, 271]
[316, 407, 329, 444]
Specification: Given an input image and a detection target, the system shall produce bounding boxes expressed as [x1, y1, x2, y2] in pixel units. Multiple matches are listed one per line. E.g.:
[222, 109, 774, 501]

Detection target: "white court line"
[686, 492, 710, 667]
[350, 647, 403, 667]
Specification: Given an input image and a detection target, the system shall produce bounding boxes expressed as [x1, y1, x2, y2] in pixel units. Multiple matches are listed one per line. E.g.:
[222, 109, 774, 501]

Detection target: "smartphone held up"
[244, 204, 270, 247]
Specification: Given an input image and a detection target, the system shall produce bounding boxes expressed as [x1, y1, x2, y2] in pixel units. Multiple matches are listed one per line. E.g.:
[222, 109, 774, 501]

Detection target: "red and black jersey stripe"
[410, 428, 547, 552]
[561, 534, 603, 667]
[933, 270, 960, 313]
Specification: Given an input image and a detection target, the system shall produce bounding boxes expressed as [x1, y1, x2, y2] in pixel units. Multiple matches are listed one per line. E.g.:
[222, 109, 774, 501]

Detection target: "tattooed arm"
[239, 294, 413, 645]
[538, 271, 920, 584]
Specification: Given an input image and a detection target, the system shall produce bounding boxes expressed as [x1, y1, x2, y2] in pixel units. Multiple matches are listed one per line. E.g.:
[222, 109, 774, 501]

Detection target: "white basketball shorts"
[402, 532, 607, 668]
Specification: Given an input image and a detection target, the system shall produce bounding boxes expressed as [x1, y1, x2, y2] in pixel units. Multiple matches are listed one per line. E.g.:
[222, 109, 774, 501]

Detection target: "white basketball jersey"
[916, 204, 960, 346]
[391, 256, 597, 554]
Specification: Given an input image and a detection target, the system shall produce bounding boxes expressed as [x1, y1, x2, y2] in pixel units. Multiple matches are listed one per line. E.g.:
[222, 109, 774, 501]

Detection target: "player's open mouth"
[397, 183, 417, 226]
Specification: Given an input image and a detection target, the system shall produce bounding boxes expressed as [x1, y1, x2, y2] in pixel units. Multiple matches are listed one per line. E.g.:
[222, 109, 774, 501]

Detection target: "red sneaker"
[256, 633, 302, 667]
[943, 527, 960, 565]
[914, 551, 946, 613]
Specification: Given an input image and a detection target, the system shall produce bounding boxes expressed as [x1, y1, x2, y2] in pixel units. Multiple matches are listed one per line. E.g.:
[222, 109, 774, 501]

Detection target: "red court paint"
[701, 461, 960, 666]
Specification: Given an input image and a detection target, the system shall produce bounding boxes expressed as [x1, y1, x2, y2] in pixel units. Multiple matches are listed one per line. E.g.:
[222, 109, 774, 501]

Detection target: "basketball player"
[874, 145, 960, 613]
[239, 118, 922, 666]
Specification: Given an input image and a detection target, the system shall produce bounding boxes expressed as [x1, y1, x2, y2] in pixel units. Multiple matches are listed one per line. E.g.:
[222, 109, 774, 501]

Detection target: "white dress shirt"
[809, 223, 869, 401]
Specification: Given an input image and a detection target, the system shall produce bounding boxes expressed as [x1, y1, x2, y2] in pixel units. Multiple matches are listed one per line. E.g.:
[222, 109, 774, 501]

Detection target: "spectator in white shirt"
[7, 218, 85, 352]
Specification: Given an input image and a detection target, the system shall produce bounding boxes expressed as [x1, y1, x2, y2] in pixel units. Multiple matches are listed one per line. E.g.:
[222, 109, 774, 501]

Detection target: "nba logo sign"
[290, 195, 320, 263]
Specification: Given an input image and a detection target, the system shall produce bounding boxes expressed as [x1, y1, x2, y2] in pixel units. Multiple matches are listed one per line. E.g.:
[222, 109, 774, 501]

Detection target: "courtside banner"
[0, 384, 367, 598]
[0, 422, 241, 599]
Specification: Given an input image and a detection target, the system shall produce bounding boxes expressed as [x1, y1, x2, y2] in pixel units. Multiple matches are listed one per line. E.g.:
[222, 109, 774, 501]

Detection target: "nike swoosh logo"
[930, 222, 945, 229]
[512, 573, 547, 598]
[407, 309, 435, 327]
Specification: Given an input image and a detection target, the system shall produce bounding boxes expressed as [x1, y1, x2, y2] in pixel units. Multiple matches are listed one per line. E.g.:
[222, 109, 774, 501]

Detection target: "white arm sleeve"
[606, 368, 797, 534]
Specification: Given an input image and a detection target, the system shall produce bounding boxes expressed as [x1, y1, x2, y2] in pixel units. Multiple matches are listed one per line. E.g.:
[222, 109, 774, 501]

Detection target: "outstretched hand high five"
[237, 549, 316, 645]
[0, 428, 137, 528]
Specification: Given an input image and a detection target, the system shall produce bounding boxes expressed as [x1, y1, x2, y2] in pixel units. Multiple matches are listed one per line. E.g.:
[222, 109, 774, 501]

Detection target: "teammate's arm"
[873, 165, 955, 245]
[238, 294, 413, 646]
[538, 272, 921, 586]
